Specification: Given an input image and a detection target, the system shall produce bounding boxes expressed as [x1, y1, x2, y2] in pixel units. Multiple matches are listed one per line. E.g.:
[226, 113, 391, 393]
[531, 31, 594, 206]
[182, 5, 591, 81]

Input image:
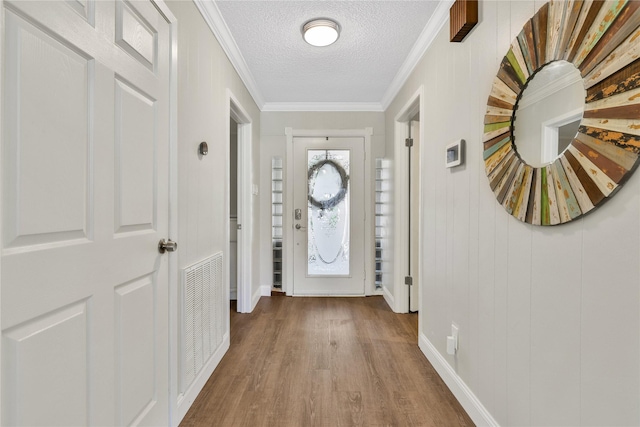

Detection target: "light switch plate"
[451, 324, 459, 352]
[447, 336, 456, 355]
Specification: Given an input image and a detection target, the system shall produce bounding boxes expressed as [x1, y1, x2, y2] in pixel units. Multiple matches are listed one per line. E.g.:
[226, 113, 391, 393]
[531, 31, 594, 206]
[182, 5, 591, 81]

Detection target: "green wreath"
[307, 159, 349, 210]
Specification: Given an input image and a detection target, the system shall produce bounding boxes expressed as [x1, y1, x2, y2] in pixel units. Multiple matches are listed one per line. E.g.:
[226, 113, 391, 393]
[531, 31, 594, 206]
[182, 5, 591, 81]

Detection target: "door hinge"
[405, 138, 413, 147]
[404, 276, 413, 286]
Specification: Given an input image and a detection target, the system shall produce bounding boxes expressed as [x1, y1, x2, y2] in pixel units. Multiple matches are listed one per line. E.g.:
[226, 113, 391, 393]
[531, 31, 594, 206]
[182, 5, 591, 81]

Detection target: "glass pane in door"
[307, 150, 350, 276]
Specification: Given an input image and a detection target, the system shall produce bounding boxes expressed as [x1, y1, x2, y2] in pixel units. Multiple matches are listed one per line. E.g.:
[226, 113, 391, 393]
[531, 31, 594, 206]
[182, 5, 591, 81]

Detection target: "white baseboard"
[382, 285, 395, 311]
[418, 333, 498, 427]
[175, 332, 230, 425]
[261, 285, 271, 296]
[229, 288, 237, 300]
[250, 285, 262, 311]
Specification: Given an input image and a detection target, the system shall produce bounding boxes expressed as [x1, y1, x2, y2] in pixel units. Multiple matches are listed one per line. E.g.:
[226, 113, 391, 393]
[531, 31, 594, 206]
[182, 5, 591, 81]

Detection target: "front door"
[292, 137, 365, 295]
[1, 1, 172, 425]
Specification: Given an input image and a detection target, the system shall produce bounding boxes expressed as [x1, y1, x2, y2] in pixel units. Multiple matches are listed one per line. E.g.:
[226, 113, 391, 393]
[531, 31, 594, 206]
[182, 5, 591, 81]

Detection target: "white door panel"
[1, 1, 171, 425]
[292, 137, 365, 295]
[3, 8, 92, 249]
[114, 76, 157, 234]
[115, 274, 157, 426]
[3, 300, 89, 426]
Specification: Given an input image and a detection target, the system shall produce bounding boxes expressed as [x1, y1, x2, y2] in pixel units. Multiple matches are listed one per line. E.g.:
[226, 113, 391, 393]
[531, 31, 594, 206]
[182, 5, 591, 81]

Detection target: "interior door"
[1, 1, 172, 425]
[409, 120, 420, 312]
[292, 137, 365, 295]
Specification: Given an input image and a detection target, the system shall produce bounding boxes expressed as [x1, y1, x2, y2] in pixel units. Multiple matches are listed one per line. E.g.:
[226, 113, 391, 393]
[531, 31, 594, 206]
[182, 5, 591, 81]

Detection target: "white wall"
[167, 0, 261, 416]
[169, 0, 260, 298]
[259, 112, 386, 293]
[386, 1, 640, 425]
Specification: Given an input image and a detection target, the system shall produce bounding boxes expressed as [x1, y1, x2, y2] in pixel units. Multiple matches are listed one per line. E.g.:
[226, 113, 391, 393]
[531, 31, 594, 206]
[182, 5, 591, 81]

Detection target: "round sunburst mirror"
[483, 1, 640, 225]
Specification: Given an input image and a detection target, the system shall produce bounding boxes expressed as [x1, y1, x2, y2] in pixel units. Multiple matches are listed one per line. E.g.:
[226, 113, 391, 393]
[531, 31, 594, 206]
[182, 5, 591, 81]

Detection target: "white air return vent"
[181, 252, 224, 391]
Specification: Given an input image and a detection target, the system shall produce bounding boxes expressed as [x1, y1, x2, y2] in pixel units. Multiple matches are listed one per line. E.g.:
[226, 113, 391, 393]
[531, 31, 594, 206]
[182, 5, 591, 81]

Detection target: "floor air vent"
[182, 252, 224, 390]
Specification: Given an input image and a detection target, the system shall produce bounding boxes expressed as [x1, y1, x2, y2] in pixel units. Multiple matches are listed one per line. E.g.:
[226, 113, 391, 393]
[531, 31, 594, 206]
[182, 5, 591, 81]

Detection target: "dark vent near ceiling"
[450, 0, 478, 42]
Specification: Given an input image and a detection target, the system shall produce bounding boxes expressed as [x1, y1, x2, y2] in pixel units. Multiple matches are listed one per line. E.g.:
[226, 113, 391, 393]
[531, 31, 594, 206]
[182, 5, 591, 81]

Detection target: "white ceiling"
[196, 0, 453, 111]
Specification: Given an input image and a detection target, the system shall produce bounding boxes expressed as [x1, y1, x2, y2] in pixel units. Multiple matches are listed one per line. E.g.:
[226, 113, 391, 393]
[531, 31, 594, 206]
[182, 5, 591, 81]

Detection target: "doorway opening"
[393, 87, 423, 314]
[541, 107, 583, 164]
[227, 91, 253, 313]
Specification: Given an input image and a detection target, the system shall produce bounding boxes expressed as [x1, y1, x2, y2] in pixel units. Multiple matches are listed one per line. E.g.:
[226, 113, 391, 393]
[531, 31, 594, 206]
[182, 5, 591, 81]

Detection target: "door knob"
[158, 239, 178, 254]
[295, 224, 306, 230]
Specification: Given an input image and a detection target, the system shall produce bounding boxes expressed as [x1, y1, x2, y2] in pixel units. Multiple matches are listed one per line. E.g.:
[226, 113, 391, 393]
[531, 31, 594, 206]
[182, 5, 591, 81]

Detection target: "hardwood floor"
[180, 296, 474, 427]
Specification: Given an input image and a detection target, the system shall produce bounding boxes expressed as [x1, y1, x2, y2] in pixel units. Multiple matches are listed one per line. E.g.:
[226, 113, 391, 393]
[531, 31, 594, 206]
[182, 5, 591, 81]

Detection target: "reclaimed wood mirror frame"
[483, 0, 640, 225]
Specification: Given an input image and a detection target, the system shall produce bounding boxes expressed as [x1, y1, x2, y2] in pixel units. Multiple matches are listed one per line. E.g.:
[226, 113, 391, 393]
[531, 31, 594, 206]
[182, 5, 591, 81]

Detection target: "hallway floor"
[180, 296, 474, 426]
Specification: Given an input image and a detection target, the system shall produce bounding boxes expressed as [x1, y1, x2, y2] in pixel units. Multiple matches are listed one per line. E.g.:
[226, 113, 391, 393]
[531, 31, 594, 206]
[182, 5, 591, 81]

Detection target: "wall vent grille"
[181, 252, 224, 391]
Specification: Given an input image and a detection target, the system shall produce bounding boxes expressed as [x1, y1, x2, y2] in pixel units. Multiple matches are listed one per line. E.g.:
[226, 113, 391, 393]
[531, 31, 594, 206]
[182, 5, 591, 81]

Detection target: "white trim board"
[380, 0, 454, 110]
[418, 333, 499, 427]
[262, 102, 384, 112]
[392, 86, 424, 314]
[251, 285, 263, 311]
[194, 0, 265, 109]
[382, 285, 395, 311]
[227, 89, 254, 314]
[175, 333, 230, 424]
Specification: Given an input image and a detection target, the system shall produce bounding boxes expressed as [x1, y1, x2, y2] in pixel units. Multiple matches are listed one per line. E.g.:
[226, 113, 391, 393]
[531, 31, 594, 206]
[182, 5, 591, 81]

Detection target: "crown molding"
[262, 102, 384, 112]
[516, 70, 583, 110]
[194, 0, 265, 109]
[196, 0, 452, 113]
[380, 0, 454, 110]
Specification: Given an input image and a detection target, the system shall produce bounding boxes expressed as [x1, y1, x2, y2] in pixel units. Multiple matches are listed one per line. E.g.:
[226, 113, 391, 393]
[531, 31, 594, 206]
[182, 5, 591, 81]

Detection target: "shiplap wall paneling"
[580, 174, 640, 426]
[451, 36, 472, 388]
[504, 4, 535, 425]
[474, 0, 499, 417]
[385, 0, 640, 425]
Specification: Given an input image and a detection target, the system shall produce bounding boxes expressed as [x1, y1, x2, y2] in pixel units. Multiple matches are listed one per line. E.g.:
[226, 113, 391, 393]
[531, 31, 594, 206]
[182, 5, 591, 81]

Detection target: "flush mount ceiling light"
[303, 19, 340, 47]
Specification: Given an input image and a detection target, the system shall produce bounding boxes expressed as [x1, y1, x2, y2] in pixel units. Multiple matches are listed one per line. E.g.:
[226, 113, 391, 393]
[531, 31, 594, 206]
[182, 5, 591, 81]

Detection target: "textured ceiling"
[213, 1, 445, 110]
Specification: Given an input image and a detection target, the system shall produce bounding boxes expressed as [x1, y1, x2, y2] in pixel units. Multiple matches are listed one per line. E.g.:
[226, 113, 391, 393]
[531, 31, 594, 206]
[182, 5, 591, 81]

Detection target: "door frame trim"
[0, 2, 5, 422]
[149, 1, 180, 425]
[392, 86, 424, 314]
[227, 90, 253, 313]
[284, 127, 374, 296]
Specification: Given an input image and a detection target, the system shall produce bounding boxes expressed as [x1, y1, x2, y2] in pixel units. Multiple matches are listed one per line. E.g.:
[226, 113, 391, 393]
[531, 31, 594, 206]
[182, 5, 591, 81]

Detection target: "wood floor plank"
[180, 297, 475, 426]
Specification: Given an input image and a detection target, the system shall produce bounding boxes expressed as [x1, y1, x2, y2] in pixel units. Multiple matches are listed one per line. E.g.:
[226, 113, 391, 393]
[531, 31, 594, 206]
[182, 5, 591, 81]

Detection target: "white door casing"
[393, 86, 424, 314]
[227, 91, 253, 313]
[409, 119, 420, 313]
[291, 136, 366, 296]
[1, 1, 174, 425]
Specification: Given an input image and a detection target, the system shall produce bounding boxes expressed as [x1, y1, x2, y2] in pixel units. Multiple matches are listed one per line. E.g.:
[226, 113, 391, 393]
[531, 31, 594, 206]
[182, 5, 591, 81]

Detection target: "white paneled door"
[292, 137, 365, 295]
[1, 1, 172, 425]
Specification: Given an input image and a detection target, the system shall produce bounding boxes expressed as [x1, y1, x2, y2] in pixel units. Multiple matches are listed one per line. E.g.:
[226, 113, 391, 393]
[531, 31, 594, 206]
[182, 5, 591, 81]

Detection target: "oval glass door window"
[307, 150, 350, 276]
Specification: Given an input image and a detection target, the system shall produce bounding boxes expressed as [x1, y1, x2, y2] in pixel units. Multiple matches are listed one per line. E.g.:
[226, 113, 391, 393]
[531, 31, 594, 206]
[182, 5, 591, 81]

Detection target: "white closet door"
[1, 1, 172, 425]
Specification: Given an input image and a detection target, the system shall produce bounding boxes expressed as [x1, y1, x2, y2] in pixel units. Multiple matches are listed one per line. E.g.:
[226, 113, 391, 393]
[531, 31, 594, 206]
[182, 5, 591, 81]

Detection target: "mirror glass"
[513, 60, 585, 167]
